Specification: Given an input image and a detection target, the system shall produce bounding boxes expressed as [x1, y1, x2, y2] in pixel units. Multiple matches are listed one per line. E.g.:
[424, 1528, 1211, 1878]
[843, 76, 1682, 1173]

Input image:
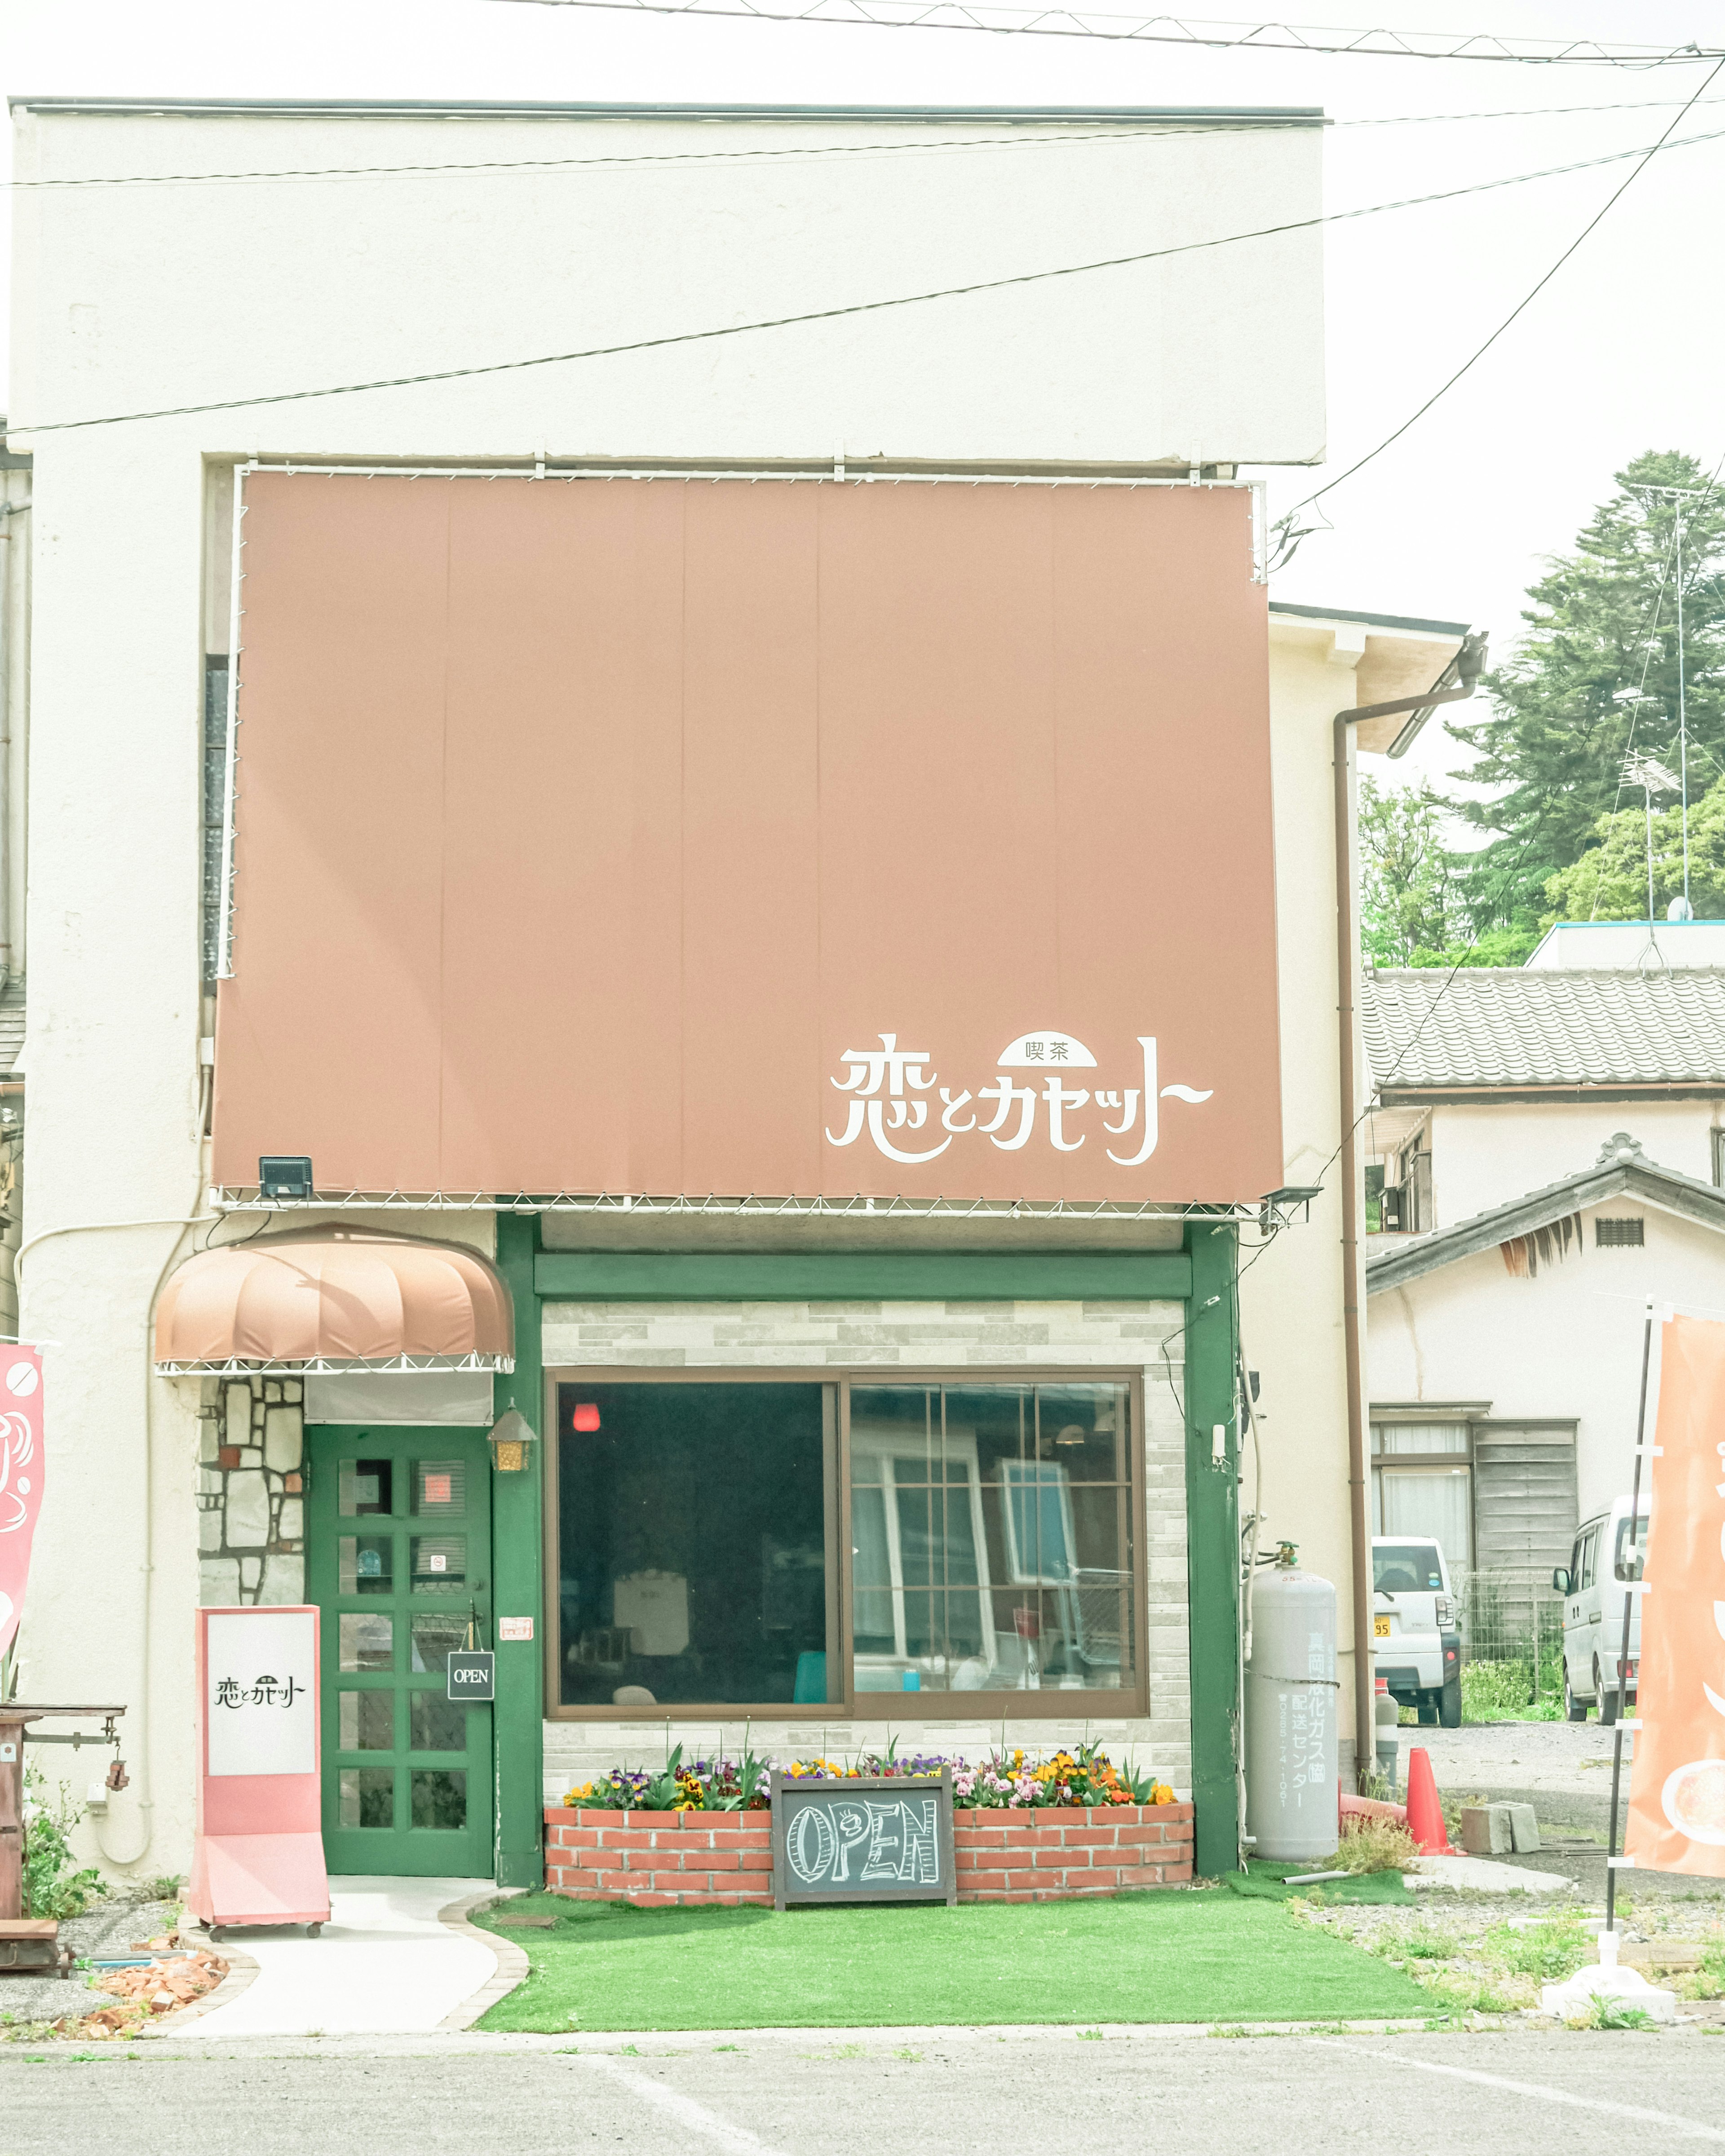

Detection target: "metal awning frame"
[207, 1186, 1293, 1228]
[155, 1351, 514, 1377]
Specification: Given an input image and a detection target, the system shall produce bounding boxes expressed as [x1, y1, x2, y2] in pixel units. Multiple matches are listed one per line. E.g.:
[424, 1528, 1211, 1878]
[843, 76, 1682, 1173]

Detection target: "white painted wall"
[7, 102, 1329, 1876]
[1429, 1101, 1723, 1230]
[1239, 612, 1462, 1754]
[10, 106, 1324, 469]
[1367, 1198, 1725, 1520]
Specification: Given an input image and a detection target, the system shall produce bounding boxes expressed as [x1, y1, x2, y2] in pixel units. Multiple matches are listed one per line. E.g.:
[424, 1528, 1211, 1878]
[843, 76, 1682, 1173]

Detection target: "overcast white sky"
[9, 0, 1725, 799]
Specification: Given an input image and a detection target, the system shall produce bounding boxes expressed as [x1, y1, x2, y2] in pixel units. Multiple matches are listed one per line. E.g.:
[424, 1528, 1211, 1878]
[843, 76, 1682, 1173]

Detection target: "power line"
[18, 118, 1725, 437]
[1268, 55, 1725, 569]
[17, 97, 1725, 196]
[478, 0, 1720, 69]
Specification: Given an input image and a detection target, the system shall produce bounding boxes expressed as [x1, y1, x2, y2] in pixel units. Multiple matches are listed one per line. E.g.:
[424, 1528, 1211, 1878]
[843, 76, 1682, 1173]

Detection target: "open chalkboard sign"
[770, 1770, 957, 1911]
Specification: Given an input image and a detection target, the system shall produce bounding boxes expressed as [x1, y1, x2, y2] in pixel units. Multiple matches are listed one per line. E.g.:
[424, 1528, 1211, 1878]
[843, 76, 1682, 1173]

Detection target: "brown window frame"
[541, 1365, 1149, 1723]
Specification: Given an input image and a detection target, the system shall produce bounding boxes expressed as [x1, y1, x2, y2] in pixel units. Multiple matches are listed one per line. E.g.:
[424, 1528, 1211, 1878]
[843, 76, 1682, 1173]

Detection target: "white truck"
[1371, 1535, 1462, 1727]
[1553, 1498, 1645, 1725]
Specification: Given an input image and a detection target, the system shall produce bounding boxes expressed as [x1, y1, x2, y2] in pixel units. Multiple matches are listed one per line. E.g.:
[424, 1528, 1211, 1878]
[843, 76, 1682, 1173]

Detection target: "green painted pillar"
[492, 1211, 545, 1889]
[1183, 1219, 1241, 1878]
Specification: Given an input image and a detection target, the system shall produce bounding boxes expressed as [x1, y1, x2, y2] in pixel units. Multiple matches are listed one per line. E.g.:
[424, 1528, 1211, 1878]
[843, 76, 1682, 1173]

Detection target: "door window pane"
[851, 1382, 1132, 1695]
[339, 1459, 394, 1516]
[338, 1767, 394, 1828]
[410, 1536, 466, 1593]
[411, 1770, 467, 1829]
[414, 1460, 466, 1516]
[338, 1690, 394, 1750]
[557, 1382, 829, 1707]
[339, 1614, 393, 1672]
[410, 1613, 468, 1676]
[338, 1536, 393, 1595]
[410, 1695, 467, 1752]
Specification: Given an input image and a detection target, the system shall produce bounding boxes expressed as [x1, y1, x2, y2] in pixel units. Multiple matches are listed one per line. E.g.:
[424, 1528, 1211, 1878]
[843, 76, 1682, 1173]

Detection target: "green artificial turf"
[1225, 1860, 1413, 1907]
[472, 1889, 1428, 2032]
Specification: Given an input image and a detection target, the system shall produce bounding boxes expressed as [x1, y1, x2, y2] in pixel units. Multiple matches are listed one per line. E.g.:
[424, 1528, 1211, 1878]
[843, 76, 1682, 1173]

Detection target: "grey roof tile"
[1362, 967, 1725, 1090]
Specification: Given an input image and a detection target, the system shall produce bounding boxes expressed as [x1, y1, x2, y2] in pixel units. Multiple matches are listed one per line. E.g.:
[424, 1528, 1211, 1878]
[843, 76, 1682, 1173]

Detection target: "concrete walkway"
[186, 1877, 504, 2037]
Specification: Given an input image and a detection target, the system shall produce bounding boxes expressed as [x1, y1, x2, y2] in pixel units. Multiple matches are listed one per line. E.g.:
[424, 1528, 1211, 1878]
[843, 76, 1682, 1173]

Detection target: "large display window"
[545, 1371, 1142, 1719]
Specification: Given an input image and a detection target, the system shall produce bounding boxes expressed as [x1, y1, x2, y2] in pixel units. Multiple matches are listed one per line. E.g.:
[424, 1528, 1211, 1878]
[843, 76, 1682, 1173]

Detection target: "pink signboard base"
[189, 1605, 330, 1931]
[186, 1831, 330, 1928]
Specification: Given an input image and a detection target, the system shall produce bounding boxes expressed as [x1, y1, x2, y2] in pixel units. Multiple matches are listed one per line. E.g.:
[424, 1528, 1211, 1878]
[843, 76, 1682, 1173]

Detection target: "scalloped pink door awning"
[154, 1227, 514, 1375]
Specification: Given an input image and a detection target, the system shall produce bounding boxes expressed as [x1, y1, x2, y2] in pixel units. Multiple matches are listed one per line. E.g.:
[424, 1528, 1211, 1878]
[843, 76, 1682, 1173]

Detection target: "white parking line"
[1307, 2041, 1725, 2141]
[584, 2051, 791, 2156]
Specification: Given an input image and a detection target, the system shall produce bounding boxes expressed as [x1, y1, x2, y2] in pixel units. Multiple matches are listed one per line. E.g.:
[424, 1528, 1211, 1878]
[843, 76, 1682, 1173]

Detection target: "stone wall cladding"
[540, 1297, 1191, 1795]
[542, 1802, 1194, 1906]
[196, 1375, 305, 1606]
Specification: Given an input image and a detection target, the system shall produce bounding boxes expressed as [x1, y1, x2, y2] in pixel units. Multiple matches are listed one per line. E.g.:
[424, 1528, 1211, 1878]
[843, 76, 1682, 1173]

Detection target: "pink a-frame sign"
[186, 1605, 330, 1931]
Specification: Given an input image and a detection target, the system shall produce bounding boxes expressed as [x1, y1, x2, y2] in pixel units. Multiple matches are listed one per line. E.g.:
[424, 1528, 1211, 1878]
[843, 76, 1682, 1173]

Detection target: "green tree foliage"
[1446, 450, 1725, 933]
[1544, 768, 1725, 923]
[1358, 778, 1458, 964]
[1358, 779, 1538, 968]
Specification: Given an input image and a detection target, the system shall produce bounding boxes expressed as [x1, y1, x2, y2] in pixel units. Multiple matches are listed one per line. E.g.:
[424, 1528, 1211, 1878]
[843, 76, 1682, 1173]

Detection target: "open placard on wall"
[770, 1771, 957, 1910]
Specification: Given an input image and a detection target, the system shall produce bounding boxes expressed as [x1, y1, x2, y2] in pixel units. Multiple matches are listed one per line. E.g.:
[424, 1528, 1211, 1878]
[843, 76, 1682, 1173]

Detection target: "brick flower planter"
[543, 1802, 1194, 1908]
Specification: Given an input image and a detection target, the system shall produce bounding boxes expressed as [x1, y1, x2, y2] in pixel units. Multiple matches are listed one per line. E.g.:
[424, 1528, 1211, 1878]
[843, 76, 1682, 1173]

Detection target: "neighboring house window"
[1371, 1414, 1578, 1657]
[548, 1375, 1141, 1716]
[1595, 1218, 1645, 1248]
[1409, 1147, 1434, 1233]
[1370, 1419, 1471, 1575]
[1713, 1128, 1725, 1188]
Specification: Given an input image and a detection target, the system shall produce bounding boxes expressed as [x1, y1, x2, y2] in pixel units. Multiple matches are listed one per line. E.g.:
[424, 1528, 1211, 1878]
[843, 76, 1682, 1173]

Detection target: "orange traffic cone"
[1405, 1744, 1451, 1855]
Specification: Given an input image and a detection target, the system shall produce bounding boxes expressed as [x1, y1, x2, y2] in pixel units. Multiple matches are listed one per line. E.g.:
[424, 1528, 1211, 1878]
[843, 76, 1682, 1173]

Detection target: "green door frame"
[487, 1217, 1241, 1890]
[307, 1425, 496, 1878]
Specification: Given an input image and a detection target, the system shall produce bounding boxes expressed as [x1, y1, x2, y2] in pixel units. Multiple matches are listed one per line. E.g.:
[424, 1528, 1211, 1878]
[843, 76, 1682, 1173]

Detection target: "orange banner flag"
[1625, 1314, 1725, 1878]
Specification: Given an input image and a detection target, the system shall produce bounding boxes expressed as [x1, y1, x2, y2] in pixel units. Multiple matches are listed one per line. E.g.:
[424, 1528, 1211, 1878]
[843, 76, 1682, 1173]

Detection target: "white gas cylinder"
[1244, 1553, 1339, 1862]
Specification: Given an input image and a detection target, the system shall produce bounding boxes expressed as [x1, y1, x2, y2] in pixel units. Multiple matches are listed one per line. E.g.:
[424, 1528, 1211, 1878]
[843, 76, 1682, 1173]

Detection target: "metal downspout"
[1333, 632, 1486, 1787]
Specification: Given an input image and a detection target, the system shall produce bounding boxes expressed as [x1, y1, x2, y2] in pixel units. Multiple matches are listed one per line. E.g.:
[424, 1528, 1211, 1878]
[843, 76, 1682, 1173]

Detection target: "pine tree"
[1446, 450, 1725, 934]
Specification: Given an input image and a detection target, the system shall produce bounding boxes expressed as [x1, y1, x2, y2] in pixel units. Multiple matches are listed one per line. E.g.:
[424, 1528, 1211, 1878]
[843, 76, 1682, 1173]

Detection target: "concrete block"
[1508, 1804, 1541, 1852]
[1461, 1804, 1514, 1855]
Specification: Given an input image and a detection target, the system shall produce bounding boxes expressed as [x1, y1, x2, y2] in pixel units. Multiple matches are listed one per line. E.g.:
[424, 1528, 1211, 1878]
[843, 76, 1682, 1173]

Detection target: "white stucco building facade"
[6, 95, 1466, 1884]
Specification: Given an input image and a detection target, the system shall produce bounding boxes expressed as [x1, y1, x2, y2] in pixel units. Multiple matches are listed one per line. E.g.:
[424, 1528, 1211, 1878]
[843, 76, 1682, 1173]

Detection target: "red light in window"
[572, 1402, 601, 1432]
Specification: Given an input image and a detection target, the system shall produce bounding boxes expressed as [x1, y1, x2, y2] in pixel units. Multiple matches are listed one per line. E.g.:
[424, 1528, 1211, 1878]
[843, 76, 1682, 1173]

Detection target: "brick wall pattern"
[542, 1801, 1194, 1906]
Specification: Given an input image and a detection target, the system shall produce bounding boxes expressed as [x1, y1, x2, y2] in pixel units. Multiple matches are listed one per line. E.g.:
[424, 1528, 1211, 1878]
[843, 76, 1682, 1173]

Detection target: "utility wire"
[18, 118, 1725, 437]
[1268, 54, 1725, 569]
[478, 0, 1720, 69]
[12, 93, 1725, 194]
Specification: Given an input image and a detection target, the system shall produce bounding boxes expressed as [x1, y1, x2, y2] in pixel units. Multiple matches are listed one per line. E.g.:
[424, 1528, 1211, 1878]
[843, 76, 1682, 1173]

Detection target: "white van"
[1371, 1535, 1462, 1727]
[1553, 1498, 1645, 1725]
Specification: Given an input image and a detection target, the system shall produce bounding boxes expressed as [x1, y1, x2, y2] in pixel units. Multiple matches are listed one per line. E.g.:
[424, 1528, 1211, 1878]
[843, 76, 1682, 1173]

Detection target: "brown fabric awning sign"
[154, 1227, 514, 1374]
[213, 473, 1282, 1205]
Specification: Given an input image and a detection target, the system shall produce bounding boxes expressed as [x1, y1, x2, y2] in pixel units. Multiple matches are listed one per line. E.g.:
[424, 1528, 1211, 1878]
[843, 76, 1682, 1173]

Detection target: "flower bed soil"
[543, 1801, 1194, 1907]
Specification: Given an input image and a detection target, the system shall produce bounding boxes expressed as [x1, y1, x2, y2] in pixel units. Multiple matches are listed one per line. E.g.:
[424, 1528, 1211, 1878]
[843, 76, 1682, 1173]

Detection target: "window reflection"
[849, 1383, 1132, 1695]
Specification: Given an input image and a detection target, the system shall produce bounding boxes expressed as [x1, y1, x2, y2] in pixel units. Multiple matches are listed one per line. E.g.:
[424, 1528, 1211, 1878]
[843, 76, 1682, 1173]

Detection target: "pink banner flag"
[0, 1346, 44, 1661]
[1626, 1315, 1725, 1878]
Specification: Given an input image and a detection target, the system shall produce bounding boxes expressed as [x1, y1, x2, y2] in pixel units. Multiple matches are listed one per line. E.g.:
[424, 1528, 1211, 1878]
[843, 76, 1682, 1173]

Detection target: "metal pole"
[1676, 511, 1691, 912]
[1605, 1299, 1654, 1936]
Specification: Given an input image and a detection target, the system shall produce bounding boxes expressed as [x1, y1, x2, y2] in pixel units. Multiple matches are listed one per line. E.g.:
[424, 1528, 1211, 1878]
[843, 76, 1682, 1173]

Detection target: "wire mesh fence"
[1455, 1568, 1565, 1716]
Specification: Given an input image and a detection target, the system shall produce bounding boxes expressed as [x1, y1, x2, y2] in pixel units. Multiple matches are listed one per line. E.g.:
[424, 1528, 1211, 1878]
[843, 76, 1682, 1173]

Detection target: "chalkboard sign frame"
[770, 1770, 957, 1911]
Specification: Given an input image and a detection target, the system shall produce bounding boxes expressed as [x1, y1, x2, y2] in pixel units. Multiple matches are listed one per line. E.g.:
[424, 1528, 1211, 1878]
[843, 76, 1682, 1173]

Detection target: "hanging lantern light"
[488, 1409, 537, 1474]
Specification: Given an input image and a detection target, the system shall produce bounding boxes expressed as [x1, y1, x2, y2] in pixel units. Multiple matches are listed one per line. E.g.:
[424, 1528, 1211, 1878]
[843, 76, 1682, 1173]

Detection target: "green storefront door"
[307, 1426, 495, 1878]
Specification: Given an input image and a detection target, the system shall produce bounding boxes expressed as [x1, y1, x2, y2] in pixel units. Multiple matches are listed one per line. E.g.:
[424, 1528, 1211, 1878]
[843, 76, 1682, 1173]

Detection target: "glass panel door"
[308, 1426, 494, 1878]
